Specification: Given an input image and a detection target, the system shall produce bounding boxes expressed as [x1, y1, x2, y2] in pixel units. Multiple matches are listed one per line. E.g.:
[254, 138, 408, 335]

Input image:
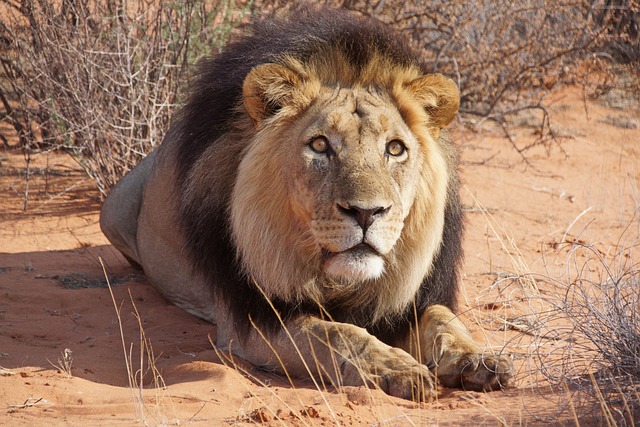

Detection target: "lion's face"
[286, 86, 421, 282]
[231, 55, 459, 317]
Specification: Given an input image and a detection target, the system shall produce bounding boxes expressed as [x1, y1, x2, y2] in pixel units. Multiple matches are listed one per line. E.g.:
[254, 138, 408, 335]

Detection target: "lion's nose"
[337, 202, 390, 232]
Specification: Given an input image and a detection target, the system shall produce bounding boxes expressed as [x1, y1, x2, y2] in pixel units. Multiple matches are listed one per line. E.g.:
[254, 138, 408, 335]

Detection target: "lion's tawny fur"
[100, 8, 513, 400]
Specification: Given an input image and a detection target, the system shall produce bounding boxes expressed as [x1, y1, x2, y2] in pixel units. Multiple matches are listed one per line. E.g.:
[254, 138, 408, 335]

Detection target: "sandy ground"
[1, 83, 638, 426]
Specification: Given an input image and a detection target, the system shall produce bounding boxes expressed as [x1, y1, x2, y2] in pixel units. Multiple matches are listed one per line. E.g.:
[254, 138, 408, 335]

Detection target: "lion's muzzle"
[336, 201, 391, 235]
[318, 200, 400, 282]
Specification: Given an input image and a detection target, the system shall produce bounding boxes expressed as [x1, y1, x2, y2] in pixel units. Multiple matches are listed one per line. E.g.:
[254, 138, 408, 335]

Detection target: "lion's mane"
[172, 8, 464, 343]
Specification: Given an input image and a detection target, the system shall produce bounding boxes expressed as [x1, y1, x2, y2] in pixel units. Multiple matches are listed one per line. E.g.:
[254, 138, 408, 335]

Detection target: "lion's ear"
[405, 74, 460, 130]
[243, 63, 312, 126]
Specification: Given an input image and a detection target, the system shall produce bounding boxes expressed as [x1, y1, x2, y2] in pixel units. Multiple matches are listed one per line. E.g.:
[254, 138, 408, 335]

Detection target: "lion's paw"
[342, 347, 436, 402]
[436, 350, 513, 392]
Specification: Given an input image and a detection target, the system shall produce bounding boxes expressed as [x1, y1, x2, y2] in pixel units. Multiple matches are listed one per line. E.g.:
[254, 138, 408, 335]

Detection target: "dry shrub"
[0, 0, 251, 198]
[473, 217, 640, 422]
[592, 0, 639, 62]
[531, 232, 640, 423]
[0, 1, 637, 194]
[353, 0, 594, 120]
[0, 0, 640, 195]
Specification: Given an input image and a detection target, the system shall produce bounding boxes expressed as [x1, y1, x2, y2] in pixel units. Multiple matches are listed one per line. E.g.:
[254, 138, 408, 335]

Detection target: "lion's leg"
[100, 150, 158, 267]
[399, 305, 513, 391]
[219, 316, 436, 401]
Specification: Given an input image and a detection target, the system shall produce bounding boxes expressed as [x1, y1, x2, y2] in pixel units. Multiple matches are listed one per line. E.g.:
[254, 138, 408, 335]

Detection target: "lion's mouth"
[321, 243, 378, 260]
[321, 243, 385, 281]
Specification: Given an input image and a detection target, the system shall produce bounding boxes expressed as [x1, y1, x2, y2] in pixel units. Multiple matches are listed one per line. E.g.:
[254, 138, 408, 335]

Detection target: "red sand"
[1, 85, 638, 425]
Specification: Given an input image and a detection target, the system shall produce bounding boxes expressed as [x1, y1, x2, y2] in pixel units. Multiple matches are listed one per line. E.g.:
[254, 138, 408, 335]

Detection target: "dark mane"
[171, 7, 463, 342]
[174, 8, 418, 184]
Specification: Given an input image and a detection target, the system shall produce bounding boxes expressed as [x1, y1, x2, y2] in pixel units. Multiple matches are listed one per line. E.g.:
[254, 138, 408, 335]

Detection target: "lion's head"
[229, 51, 459, 323]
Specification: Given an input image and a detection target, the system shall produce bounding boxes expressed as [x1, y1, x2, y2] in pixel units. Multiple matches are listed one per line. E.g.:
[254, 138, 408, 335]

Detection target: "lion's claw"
[437, 352, 514, 392]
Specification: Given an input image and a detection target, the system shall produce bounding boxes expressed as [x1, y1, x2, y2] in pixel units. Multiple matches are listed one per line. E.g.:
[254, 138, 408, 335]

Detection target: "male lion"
[100, 8, 513, 400]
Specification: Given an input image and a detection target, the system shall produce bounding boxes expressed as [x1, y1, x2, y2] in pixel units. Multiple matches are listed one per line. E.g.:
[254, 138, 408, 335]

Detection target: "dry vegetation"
[0, 0, 252, 197]
[491, 235, 640, 424]
[1, 0, 637, 195]
[538, 238, 640, 424]
[1, 0, 639, 424]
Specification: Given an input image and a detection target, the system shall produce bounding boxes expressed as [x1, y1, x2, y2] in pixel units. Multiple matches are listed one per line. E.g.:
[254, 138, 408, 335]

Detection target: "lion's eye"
[309, 136, 330, 154]
[386, 140, 406, 157]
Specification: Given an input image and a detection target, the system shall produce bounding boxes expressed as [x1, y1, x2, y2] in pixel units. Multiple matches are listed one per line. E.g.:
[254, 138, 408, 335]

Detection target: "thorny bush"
[0, 0, 638, 196]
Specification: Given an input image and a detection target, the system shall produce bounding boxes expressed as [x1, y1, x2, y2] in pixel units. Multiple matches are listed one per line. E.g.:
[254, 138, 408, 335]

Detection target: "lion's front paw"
[342, 347, 436, 402]
[436, 348, 514, 392]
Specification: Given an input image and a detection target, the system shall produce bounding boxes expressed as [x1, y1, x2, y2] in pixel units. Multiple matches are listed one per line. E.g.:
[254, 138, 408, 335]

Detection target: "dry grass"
[536, 234, 640, 424]
[48, 348, 73, 379]
[460, 184, 640, 424]
[473, 220, 640, 424]
[101, 257, 174, 424]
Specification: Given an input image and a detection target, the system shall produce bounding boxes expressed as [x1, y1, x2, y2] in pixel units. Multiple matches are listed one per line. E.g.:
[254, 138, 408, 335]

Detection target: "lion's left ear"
[404, 74, 460, 130]
[243, 63, 313, 126]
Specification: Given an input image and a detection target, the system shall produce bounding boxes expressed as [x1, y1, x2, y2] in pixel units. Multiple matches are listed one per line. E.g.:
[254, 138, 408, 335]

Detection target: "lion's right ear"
[243, 63, 313, 126]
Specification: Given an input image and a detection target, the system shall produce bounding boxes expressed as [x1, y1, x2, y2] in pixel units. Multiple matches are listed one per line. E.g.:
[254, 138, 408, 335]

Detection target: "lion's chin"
[323, 245, 385, 282]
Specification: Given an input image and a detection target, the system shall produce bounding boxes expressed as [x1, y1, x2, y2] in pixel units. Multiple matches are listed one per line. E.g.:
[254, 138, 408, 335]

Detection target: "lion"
[100, 8, 513, 401]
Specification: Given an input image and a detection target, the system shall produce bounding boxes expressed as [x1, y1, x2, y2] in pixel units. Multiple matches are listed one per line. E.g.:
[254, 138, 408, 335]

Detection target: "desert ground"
[1, 78, 638, 425]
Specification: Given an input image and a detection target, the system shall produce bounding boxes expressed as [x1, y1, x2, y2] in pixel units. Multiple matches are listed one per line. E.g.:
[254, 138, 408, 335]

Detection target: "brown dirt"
[1, 84, 638, 426]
